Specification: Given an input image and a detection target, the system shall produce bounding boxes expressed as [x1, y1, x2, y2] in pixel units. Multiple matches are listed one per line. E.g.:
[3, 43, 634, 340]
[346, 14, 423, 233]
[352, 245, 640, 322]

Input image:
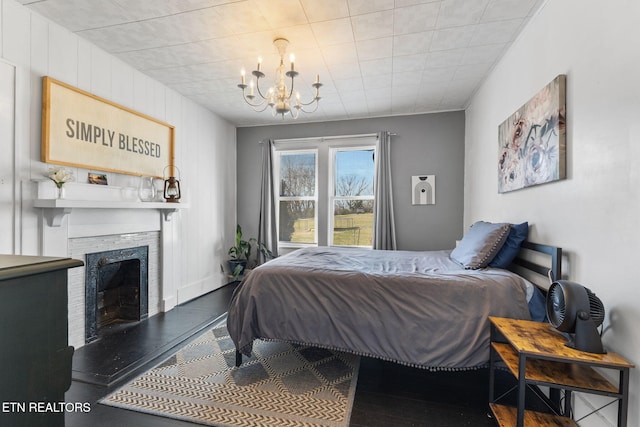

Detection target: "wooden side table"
[489, 316, 634, 427]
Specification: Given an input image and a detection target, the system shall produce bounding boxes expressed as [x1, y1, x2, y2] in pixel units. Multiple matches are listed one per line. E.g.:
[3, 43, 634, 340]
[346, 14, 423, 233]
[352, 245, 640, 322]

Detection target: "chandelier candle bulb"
[240, 69, 245, 85]
[237, 38, 320, 118]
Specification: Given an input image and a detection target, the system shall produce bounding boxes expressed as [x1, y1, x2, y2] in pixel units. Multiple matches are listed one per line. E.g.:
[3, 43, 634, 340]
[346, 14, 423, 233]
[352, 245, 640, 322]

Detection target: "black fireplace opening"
[85, 246, 149, 343]
[97, 259, 140, 329]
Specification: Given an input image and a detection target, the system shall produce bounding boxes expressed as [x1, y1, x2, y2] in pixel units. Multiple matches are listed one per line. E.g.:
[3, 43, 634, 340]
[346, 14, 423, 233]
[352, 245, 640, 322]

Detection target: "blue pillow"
[489, 221, 529, 268]
[450, 221, 511, 269]
[528, 285, 548, 322]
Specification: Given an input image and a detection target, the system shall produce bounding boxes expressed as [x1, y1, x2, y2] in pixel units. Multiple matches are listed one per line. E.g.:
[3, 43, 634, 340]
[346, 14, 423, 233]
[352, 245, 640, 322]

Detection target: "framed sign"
[41, 76, 174, 178]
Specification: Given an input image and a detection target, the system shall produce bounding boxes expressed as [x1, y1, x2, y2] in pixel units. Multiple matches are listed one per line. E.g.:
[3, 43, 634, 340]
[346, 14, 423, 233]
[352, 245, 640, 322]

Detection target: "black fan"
[546, 280, 606, 354]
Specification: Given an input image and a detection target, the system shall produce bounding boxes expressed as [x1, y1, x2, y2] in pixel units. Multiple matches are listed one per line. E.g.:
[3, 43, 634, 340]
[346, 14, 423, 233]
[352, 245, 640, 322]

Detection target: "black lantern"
[163, 166, 181, 203]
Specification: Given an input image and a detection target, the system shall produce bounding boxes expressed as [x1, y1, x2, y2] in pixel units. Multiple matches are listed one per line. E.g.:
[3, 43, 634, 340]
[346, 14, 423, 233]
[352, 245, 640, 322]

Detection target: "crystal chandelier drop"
[238, 38, 322, 119]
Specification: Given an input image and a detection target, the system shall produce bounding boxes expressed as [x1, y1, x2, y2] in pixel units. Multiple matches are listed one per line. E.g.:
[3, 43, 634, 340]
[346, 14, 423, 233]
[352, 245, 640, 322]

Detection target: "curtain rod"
[259, 132, 396, 144]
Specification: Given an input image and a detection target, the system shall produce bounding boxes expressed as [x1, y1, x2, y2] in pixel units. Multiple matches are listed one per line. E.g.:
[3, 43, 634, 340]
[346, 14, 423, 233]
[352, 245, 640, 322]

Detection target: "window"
[330, 148, 375, 246]
[274, 136, 377, 250]
[276, 150, 317, 245]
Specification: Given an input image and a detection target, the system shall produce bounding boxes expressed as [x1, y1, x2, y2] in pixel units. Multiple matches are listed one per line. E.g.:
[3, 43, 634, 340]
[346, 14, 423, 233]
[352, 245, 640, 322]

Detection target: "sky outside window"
[335, 149, 374, 196]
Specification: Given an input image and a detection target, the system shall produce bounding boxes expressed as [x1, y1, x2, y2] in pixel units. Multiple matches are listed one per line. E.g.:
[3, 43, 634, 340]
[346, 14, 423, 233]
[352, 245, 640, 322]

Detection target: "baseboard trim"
[176, 274, 226, 305]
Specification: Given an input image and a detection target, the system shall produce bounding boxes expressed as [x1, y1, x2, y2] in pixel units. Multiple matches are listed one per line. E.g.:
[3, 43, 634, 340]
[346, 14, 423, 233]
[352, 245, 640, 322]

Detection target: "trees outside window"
[274, 136, 376, 250]
[277, 151, 317, 244]
[330, 148, 375, 247]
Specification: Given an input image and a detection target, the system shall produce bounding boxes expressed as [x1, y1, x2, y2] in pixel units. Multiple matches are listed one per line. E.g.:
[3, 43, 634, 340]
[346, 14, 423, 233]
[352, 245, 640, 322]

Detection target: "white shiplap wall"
[0, 0, 237, 307]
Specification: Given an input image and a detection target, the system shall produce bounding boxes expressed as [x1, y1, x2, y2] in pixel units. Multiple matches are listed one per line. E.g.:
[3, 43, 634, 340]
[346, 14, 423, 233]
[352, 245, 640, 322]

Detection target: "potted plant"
[228, 224, 273, 280]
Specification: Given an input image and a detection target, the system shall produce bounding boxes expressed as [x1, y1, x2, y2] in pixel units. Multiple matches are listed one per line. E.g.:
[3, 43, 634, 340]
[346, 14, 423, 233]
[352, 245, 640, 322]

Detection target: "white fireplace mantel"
[34, 182, 186, 335]
[34, 199, 189, 226]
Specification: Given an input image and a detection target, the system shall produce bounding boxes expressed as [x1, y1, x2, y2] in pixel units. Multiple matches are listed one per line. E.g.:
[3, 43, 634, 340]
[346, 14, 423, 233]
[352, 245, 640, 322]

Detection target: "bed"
[227, 221, 561, 371]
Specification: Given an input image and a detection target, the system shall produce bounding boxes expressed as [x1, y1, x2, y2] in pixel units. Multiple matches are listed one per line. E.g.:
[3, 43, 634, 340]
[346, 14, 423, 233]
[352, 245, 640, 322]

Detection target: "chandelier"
[238, 38, 322, 119]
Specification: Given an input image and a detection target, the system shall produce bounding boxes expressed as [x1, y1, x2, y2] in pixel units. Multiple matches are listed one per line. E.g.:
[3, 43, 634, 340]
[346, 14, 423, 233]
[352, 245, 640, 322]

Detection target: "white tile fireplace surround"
[36, 182, 185, 349]
[67, 232, 160, 348]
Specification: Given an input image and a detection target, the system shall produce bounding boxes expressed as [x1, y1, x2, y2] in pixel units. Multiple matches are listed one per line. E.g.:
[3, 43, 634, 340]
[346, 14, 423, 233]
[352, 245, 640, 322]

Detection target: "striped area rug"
[100, 326, 360, 427]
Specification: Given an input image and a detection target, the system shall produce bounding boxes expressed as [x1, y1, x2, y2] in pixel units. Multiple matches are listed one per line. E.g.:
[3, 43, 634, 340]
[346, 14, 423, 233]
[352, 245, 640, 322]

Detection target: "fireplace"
[85, 246, 149, 343]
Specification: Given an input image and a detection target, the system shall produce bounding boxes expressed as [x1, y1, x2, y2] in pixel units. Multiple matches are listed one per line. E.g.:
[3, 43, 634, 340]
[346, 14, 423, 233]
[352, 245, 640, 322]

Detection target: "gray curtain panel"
[257, 139, 278, 262]
[373, 131, 397, 250]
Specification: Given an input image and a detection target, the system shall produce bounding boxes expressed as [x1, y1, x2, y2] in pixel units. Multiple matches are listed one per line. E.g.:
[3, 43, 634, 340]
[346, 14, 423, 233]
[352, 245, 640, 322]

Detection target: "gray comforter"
[227, 246, 531, 370]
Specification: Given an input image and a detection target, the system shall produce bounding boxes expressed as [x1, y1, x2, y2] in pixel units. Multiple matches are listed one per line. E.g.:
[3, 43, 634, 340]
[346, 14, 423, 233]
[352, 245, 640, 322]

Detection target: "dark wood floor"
[64, 282, 531, 427]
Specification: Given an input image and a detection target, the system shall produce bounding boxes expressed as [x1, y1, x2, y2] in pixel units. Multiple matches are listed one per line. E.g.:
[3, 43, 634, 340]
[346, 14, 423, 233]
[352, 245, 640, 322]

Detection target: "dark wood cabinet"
[0, 255, 83, 427]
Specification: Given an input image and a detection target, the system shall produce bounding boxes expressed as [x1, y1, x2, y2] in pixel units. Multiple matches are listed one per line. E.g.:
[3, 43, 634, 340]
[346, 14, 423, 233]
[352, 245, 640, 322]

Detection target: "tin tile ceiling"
[18, 0, 544, 126]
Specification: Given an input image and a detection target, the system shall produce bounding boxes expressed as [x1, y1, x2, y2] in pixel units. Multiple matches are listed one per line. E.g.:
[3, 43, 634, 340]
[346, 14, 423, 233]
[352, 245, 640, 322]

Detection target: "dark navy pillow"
[489, 221, 529, 268]
[528, 285, 548, 322]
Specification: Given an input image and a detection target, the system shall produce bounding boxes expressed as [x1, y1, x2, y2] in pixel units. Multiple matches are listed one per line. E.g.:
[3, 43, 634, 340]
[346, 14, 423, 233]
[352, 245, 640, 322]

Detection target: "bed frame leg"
[235, 350, 242, 367]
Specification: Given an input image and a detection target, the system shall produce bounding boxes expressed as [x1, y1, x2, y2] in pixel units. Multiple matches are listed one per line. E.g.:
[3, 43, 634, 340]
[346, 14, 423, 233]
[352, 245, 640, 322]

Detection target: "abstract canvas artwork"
[498, 75, 566, 193]
[412, 175, 435, 205]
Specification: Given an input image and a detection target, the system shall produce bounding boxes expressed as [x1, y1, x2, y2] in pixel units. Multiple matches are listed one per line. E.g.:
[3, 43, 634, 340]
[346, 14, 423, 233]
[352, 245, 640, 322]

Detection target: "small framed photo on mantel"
[88, 172, 108, 185]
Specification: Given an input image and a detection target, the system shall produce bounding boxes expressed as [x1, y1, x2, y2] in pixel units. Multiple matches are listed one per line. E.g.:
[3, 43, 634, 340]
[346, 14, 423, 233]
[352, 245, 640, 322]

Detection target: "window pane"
[280, 153, 316, 197]
[335, 150, 374, 197]
[279, 200, 316, 244]
[333, 200, 374, 247]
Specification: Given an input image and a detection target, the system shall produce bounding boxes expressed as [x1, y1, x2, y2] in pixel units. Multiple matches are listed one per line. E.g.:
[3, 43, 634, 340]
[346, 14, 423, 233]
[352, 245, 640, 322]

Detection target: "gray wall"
[236, 112, 465, 251]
